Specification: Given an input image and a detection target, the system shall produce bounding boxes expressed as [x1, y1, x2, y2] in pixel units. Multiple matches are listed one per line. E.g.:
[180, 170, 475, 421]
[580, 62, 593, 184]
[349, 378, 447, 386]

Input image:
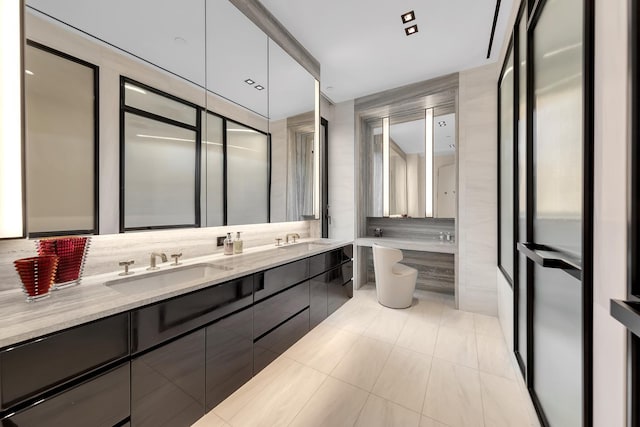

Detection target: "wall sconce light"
[425, 108, 434, 217]
[313, 79, 320, 219]
[383, 117, 390, 217]
[0, 0, 24, 238]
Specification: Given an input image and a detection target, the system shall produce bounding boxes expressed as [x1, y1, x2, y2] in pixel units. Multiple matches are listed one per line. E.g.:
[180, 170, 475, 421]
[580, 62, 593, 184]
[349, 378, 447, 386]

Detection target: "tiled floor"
[193, 285, 540, 427]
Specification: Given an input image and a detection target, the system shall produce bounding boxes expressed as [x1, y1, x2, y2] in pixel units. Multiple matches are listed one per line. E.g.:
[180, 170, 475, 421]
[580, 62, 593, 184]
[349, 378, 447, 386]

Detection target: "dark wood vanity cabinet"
[1, 363, 130, 427]
[0, 313, 130, 412]
[131, 330, 205, 427]
[0, 244, 353, 426]
[205, 306, 253, 411]
[131, 275, 253, 354]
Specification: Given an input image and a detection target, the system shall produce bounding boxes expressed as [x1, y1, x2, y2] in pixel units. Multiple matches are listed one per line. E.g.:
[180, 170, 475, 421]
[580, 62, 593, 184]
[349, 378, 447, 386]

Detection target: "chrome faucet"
[148, 252, 168, 270]
[285, 233, 300, 244]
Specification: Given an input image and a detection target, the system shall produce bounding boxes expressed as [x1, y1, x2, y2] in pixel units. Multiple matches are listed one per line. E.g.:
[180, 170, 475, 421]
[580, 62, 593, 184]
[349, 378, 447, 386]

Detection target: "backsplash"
[0, 221, 315, 293]
[365, 217, 455, 240]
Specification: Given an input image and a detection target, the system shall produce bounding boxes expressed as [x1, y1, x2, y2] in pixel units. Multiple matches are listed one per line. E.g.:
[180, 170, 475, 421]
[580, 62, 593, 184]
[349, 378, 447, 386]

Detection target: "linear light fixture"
[383, 117, 390, 217]
[425, 109, 434, 217]
[401, 11, 416, 24]
[124, 83, 147, 95]
[405, 25, 419, 36]
[313, 79, 320, 219]
[0, 0, 24, 238]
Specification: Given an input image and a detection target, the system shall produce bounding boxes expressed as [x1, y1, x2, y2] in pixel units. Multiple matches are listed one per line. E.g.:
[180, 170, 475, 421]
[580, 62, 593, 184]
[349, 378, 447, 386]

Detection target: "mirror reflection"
[369, 109, 456, 219]
[21, 0, 318, 236]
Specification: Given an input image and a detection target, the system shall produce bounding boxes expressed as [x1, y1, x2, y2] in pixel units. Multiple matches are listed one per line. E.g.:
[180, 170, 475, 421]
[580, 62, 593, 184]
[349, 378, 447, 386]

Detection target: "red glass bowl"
[14, 255, 59, 302]
[36, 236, 91, 290]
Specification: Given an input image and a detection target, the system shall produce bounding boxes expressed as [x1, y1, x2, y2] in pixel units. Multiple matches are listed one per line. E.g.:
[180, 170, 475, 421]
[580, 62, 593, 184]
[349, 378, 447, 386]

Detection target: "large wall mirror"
[13, 0, 319, 237]
[367, 105, 457, 219]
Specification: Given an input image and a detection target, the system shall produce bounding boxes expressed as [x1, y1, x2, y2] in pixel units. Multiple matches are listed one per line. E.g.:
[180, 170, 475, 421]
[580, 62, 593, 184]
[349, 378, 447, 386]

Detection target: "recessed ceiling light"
[245, 78, 255, 85]
[255, 85, 265, 90]
[438, 121, 447, 127]
[405, 25, 418, 36]
[174, 36, 187, 45]
[401, 11, 416, 24]
[449, 144, 456, 149]
[25, 69, 33, 76]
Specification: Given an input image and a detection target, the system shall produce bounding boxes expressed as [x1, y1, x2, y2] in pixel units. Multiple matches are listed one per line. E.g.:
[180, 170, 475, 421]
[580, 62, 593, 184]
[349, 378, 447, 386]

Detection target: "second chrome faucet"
[148, 252, 167, 271]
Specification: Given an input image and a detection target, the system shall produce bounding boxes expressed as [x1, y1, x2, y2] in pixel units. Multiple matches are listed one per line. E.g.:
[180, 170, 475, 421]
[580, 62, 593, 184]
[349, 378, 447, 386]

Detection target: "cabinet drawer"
[254, 259, 309, 302]
[309, 245, 353, 277]
[0, 313, 129, 410]
[206, 307, 253, 411]
[1, 363, 130, 427]
[253, 308, 310, 374]
[253, 282, 309, 338]
[132, 275, 253, 353]
[329, 280, 353, 315]
[310, 278, 328, 329]
[131, 329, 205, 427]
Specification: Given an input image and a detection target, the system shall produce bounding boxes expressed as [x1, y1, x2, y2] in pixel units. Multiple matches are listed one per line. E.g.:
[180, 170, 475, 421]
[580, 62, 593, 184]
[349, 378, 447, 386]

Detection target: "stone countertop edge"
[355, 237, 457, 254]
[0, 238, 352, 350]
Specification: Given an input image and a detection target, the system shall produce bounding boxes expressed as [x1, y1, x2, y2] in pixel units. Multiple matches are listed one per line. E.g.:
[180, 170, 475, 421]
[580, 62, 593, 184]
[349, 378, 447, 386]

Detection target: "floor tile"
[396, 316, 439, 356]
[409, 297, 445, 325]
[355, 394, 421, 427]
[372, 347, 432, 412]
[284, 323, 359, 373]
[480, 372, 531, 427]
[289, 377, 369, 427]
[225, 359, 326, 427]
[326, 304, 381, 334]
[434, 326, 478, 369]
[213, 356, 294, 421]
[331, 335, 393, 391]
[192, 411, 229, 427]
[440, 308, 476, 331]
[423, 358, 484, 427]
[476, 333, 515, 380]
[420, 415, 450, 427]
[363, 307, 409, 344]
[474, 313, 504, 338]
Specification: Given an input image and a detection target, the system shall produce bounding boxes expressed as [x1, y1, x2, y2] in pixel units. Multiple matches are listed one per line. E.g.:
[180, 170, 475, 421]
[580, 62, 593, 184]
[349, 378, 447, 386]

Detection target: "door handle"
[517, 242, 582, 280]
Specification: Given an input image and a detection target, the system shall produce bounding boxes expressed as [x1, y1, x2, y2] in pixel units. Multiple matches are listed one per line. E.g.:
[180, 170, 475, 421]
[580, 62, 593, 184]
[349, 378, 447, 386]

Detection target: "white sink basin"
[105, 263, 232, 295]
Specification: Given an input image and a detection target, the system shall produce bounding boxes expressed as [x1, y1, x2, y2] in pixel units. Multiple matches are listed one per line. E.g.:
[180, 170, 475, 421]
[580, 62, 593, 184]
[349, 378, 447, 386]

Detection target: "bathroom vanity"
[0, 241, 353, 427]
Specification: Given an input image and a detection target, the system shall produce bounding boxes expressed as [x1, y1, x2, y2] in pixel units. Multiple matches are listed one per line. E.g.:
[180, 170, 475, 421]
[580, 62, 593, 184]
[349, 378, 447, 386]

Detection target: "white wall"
[328, 100, 355, 241]
[457, 63, 499, 315]
[593, 0, 628, 424]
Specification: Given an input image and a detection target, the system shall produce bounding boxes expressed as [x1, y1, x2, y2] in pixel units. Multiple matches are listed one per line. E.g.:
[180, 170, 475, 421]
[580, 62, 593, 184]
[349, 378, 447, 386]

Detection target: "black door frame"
[321, 117, 329, 238]
[500, 0, 594, 425]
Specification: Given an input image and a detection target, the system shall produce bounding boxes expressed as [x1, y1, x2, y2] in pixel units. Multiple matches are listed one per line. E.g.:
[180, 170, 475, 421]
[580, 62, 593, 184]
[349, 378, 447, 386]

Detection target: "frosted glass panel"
[124, 113, 196, 228]
[533, 265, 583, 426]
[226, 122, 269, 225]
[25, 44, 95, 234]
[533, 0, 583, 258]
[204, 112, 224, 227]
[517, 14, 528, 364]
[124, 81, 197, 127]
[500, 50, 515, 279]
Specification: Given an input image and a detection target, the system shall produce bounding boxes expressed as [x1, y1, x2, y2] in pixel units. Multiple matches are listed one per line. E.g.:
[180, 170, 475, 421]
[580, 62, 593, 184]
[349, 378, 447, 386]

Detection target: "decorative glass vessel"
[14, 255, 59, 302]
[36, 236, 91, 289]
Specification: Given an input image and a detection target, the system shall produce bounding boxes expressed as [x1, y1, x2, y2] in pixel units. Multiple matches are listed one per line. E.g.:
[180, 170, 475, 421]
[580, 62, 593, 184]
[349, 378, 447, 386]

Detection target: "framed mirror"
[268, 39, 318, 222]
[368, 108, 456, 219]
[13, 0, 318, 237]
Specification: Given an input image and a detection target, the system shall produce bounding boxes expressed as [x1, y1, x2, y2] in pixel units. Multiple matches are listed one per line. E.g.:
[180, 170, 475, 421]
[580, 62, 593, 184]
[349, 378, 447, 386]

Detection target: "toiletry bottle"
[234, 231, 243, 254]
[224, 232, 234, 255]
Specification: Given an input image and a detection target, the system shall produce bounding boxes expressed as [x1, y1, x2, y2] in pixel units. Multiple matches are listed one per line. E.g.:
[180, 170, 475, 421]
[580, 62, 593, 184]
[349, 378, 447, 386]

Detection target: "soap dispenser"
[224, 232, 234, 255]
[234, 231, 243, 254]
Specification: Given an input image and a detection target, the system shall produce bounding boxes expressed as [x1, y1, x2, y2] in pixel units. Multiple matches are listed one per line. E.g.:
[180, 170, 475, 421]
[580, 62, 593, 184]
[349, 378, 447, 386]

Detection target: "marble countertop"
[356, 237, 456, 254]
[0, 238, 352, 349]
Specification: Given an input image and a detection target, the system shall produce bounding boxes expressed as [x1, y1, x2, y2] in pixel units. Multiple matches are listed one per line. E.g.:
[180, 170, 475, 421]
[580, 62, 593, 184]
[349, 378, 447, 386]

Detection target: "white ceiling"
[261, 0, 514, 102]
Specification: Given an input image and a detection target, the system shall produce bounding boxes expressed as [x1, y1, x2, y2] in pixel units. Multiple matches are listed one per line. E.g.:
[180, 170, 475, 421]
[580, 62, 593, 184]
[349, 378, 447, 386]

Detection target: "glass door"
[517, 0, 593, 425]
